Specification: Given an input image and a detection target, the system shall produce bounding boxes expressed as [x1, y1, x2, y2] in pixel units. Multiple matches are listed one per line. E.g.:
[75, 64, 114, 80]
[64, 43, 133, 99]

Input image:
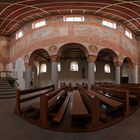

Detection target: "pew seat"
[89, 90, 123, 108]
[53, 94, 70, 123]
[31, 90, 66, 111]
[71, 91, 89, 118]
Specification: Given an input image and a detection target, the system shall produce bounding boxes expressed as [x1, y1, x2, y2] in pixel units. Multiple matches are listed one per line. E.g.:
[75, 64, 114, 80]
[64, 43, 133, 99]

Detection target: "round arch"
[122, 57, 133, 66]
[27, 48, 51, 88]
[97, 48, 119, 64]
[29, 48, 50, 64]
[57, 43, 89, 57]
[121, 57, 133, 83]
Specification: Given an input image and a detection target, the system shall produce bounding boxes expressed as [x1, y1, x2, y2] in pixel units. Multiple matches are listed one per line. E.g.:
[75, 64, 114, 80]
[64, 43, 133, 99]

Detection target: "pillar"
[87, 55, 96, 88]
[25, 63, 32, 89]
[51, 55, 59, 89]
[115, 62, 121, 84]
[133, 64, 138, 83]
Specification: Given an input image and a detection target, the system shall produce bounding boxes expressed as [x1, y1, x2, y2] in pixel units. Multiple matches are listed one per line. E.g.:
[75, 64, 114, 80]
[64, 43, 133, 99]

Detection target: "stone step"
[0, 78, 16, 99]
[0, 81, 9, 83]
[0, 84, 12, 86]
[0, 89, 16, 92]
[0, 95, 16, 99]
[0, 87, 14, 90]
[0, 92, 15, 95]
[0, 91, 16, 95]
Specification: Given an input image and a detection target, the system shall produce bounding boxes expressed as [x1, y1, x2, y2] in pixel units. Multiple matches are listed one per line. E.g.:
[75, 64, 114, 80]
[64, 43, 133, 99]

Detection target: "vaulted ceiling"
[0, 0, 140, 36]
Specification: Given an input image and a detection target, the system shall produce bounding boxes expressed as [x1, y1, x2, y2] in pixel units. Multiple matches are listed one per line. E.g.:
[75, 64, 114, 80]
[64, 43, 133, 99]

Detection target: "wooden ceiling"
[0, 0, 140, 36]
[60, 47, 86, 60]
[30, 49, 50, 63]
[96, 50, 114, 63]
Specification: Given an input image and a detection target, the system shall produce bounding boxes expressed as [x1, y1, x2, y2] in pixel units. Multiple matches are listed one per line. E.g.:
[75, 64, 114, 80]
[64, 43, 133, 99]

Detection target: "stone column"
[133, 64, 138, 83]
[51, 55, 59, 89]
[87, 55, 96, 88]
[25, 63, 32, 89]
[115, 62, 122, 84]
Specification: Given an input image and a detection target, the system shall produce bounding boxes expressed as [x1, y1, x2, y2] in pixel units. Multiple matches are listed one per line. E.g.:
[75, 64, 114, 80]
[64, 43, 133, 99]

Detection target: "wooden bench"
[88, 89, 122, 108]
[94, 83, 140, 106]
[32, 89, 67, 111]
[71, 91, 89, 118]
[78, 86, 100, 125]
[38, 86, 69, 127]
[53, 93, 70, 123]
[91, 85, 130, 117]
[14, 85, 55, 115]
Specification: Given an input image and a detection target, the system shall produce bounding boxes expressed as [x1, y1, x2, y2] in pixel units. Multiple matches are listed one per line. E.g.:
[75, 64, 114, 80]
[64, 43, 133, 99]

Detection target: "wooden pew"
[31, 89, 67, 111]
[78, 86, 100, 125]
[39, 86, 69, 127]
[14, 85, 55, 115]
[95, 83, 140, 106]
[91, 85, 130, 117]
[88, 89, 122, 108]
[71, 91, 89, 118]
[53, 93, 70, 123]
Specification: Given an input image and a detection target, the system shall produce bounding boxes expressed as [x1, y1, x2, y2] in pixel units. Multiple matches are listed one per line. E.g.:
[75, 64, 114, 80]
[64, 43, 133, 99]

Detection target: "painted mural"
[1, 15, 138, 65]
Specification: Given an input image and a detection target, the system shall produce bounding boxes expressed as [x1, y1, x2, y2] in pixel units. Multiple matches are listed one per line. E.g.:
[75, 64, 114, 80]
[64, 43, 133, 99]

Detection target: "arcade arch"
[121, 57, 133, 83]
[95, 48, 119, 83]
[27, 49, 51, 88]
[58, 43, 88, 87]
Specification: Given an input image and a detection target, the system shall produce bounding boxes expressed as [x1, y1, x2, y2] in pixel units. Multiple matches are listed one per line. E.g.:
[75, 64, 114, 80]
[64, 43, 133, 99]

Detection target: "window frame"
[16, 30, 23, 40]
[70, 61, 79, 72]
[40, 63, 47, 73]
[32, 19, 46, 29]
[63, 16, 85, 22]
[104, 64, 111, 73]
[102, 20, 116, 29]
[125, 29, 132, 39]
[94, 64, 96, 72]
[57, 62, 61, 72]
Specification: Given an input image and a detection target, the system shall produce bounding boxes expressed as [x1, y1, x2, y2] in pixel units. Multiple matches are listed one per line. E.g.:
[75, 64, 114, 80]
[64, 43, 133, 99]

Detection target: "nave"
[14, 83, 140, 132]
[1, 97, 140, 140]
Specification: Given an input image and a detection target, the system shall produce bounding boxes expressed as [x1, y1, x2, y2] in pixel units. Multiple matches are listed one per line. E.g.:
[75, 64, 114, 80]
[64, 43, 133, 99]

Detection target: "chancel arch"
[58, 43, 89, 87]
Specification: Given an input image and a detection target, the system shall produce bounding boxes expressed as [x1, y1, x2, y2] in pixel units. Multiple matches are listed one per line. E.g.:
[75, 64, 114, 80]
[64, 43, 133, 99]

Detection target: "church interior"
[0, 0, 140, 139]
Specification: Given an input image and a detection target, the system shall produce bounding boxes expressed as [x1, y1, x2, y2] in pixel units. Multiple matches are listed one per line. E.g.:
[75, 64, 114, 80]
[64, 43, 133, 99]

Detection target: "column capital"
[50, 55, 59, 62]
[87, 55, 97, 62]
[114, 61, 122, 66]
[25, 62, 32, 68]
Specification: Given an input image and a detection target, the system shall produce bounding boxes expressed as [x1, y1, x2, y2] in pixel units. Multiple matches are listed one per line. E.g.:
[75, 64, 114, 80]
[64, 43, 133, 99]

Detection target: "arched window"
[70, 61, 79, 71]
[102, 20, 116, 29]
[40, 64, 47, 73]
[16, 30, 23, 40]
[63, 16, 85, 22]
[104, 64, 111, 73]
[57, 62, 61, 72]
[94, 64, 96, 72]
[125, 29, 132, 39]
[32, 19, 46, 29]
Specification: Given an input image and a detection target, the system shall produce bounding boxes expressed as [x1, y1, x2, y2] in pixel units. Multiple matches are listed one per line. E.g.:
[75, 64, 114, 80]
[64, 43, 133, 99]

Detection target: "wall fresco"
[3, 16, 138, 64]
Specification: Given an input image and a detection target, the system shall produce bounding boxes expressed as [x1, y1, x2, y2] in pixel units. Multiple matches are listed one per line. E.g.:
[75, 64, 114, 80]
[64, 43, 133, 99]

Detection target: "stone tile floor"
[0, 98, 140, 140]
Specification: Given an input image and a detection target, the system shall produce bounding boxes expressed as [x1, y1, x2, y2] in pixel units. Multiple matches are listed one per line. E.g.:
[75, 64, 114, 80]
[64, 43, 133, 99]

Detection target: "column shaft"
[25, 65, 32, 89]
[115, 65, 121, 84]
[51, 61, 58, 89]
[88, 62, 95, 88]
[133, 65, 138, 83]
